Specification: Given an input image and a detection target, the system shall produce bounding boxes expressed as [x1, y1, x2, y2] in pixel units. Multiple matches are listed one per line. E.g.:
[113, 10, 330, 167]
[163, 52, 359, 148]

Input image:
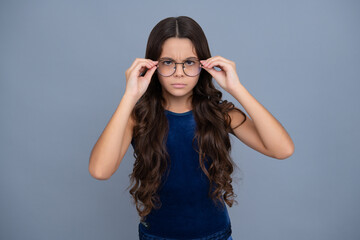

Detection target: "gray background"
[1, 0, 359, 239]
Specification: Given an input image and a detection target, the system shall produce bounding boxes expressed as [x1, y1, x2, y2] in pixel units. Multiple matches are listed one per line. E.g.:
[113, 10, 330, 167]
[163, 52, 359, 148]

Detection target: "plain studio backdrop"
[1, 0, 359, 239]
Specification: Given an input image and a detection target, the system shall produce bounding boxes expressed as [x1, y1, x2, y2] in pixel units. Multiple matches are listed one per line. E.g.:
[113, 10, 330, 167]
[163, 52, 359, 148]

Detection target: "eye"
[185, 60, 195, 65]
[163, 60, 173, 65]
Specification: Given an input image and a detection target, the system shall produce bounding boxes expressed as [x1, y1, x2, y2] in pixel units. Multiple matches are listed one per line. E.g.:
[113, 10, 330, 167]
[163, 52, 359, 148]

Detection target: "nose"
[173, 63, 184, 77]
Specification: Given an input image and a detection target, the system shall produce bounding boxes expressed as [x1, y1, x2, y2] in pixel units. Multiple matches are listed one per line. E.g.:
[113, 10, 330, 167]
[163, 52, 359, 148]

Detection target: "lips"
[171, 83, 187, 88]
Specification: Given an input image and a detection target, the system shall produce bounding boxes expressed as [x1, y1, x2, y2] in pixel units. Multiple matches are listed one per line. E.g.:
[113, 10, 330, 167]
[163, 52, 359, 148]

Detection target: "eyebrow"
[159, 56, 198, 61]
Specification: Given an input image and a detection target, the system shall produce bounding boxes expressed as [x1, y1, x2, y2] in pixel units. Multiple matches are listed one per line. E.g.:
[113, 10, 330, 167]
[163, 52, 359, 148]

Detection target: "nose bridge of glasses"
[173, 62, 185, 74]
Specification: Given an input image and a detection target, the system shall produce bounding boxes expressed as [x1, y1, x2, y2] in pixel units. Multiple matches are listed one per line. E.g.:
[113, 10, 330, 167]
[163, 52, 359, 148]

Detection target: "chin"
[164, 87, 191, 97]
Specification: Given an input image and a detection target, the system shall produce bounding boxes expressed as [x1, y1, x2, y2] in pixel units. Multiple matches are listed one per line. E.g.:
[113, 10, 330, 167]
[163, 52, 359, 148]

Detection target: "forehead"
[159, 37, 198, 60]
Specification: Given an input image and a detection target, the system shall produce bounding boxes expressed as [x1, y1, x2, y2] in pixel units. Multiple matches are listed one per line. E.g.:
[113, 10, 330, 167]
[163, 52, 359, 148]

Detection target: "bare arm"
[201, 56, 294, 159]
[88, 93, 137, 180]
[88, 58, 158, 180]
[229, 84, 294, 159]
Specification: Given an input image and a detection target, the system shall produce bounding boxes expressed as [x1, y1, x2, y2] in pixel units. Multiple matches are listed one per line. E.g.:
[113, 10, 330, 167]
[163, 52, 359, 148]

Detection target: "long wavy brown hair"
[126, 16, 247, 222]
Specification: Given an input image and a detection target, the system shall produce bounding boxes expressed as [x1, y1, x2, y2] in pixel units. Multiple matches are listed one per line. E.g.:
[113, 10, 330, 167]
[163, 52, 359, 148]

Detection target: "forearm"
[89, 93, 137, 179]
[230, 83, 294, 158]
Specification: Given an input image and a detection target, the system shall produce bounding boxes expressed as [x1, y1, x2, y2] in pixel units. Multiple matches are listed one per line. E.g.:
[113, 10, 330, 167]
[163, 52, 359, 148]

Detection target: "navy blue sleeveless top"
[131, 109, 232, 239]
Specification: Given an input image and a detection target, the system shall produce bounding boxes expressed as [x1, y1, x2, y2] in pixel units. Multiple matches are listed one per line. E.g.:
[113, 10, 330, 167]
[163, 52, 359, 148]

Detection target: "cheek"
[191, 78, 200, 87]
[157, 75, 165, 86]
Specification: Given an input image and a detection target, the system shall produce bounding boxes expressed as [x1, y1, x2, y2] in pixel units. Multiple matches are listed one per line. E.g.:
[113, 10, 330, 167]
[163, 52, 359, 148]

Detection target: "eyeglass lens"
[157, 60, 201, 77]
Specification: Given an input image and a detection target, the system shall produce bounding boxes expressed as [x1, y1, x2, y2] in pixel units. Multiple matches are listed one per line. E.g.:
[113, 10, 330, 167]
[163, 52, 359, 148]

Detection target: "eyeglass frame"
[155, 58, 204, 77]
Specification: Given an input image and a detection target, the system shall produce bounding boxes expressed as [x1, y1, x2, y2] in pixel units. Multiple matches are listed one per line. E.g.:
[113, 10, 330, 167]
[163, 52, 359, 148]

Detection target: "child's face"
[157, 37, 200, 102]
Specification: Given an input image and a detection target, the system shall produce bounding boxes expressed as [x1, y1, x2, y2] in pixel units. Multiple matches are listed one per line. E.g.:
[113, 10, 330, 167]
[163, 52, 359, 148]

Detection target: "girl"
[89, 16, 294, 240]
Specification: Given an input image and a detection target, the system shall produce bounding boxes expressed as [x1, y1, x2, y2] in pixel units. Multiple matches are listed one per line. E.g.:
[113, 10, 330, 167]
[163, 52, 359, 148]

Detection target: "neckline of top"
[164, 109, 193, 116]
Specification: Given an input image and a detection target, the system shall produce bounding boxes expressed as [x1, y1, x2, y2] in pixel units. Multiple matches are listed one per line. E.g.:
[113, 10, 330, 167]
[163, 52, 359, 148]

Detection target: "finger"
[128, 59, 158, 76]
[132, 60, 157, 78]
[201, 64, 215, 73]
[204, 58, 218, 67]
[201, 56, 232, 67]
[201, 66, 219, 78]
[213, 56, 233, 64]
[206, 56, 232, 65]
[143, 65, 157, 79]
[203, 59, 228, 71]
[202, 58, 218, 68]
[127, 58, 144, 73]
[201, 58, 217, 68]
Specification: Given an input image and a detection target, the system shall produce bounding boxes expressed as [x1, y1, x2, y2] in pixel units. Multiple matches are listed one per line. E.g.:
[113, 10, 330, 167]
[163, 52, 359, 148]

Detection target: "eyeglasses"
[156, 59, 203, 77]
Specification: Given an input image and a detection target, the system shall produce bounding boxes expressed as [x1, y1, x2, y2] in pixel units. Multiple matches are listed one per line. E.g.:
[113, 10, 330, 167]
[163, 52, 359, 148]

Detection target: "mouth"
[171, 83, 187, 88]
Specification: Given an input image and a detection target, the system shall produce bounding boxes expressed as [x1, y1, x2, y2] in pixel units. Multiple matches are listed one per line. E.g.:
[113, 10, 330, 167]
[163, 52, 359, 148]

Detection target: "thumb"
[144, 65, 157, 79]
[202, 66, 215, 74]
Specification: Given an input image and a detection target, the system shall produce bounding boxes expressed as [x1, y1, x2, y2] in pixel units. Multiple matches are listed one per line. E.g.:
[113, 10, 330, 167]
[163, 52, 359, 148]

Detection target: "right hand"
[125, 58, 158, 100]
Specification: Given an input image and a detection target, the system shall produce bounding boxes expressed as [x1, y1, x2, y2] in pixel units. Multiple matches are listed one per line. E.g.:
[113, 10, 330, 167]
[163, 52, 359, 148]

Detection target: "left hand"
[200, 56, 242, 94]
